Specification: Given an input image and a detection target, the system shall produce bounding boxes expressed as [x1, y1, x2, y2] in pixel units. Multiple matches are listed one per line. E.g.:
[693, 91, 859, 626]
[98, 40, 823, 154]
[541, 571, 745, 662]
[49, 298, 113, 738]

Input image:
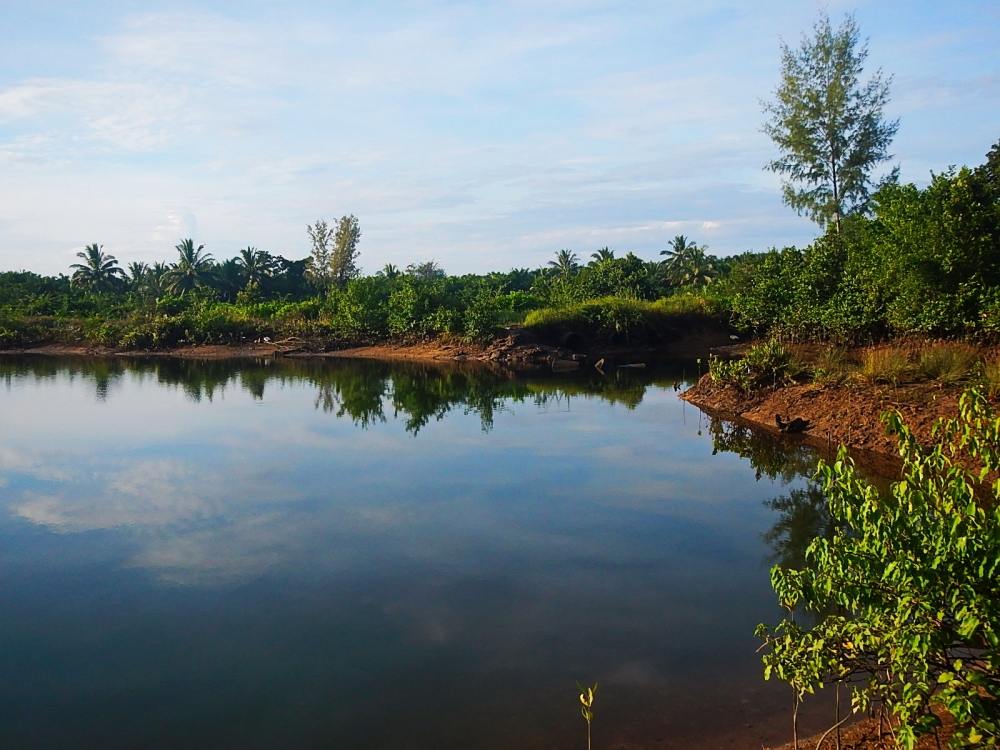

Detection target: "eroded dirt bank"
[681, 374, 965, 463]
[0, 322, 735, 370]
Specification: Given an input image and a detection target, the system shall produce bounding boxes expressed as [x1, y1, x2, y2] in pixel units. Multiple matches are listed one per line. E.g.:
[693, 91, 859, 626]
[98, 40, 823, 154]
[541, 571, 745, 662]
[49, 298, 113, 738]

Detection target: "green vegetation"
[763, 13, 898, 232]
[756, 391, 1000, 748]
[723, 146, 1000, 341]
[577, 683, 597, 750]
[708, 339, 799, 392]
[0, 220, 727, 349]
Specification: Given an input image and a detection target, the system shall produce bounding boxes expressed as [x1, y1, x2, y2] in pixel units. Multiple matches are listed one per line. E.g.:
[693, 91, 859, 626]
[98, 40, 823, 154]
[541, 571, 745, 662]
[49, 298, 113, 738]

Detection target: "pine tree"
[763, 13, 899, 232]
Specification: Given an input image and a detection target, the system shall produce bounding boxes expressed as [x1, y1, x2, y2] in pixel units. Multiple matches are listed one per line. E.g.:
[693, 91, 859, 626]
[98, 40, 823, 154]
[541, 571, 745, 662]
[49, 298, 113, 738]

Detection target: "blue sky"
[0, 0, 997, 275]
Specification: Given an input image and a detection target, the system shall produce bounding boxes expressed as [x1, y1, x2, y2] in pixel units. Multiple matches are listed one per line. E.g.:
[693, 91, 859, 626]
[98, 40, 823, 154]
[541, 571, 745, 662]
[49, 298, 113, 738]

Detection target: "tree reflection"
[761, 485, 834, 570]
[0, 355, 699, 435]
[708, 416, 818, 482]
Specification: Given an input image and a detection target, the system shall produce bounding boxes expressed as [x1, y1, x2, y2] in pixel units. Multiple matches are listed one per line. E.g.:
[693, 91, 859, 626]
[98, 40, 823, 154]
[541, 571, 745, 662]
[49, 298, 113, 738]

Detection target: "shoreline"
[681, 373, 971, 469]
[0, 327, 734, 369]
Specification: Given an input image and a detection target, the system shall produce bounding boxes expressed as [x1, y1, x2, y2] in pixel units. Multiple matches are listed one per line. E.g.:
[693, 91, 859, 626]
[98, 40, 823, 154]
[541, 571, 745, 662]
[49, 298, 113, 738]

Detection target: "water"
[0, 355, 838, 749]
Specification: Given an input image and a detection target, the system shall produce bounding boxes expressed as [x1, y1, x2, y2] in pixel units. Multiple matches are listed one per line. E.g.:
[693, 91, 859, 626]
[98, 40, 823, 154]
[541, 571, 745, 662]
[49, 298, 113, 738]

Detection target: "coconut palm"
[166, 239, 214, 295]
[380, 263, 401, 279]
[589, 247, 615, 265]
[659, 235, 696, 266]
[126, 261, 149, 291]
[69, 244, 125, 291]
[659, 235, 716, 286]
[670, 246, 717, 287]
[146, 262, 170, 297]
[235, 246, 274, 288]
[548, 249, 580, 277]
[214, 258, 244, 301]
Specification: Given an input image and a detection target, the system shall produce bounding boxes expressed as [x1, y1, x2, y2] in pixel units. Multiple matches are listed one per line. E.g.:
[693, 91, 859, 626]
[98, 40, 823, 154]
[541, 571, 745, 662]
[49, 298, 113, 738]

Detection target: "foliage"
[331, 214, 362, 287]
[577, 682, 597, 750]
[763, 12, 898, 231]
[166, 239, 214, 295]
[523, 296, 699, 343]
[548, 249, 580, 277]
[708, 339, 796, 392]
[756, 390, 1000, 748]
[306, 219, 335, 290]
[70, 244, 125, 292]
[660, 235, 716, 287]
[725, 145, 1000, 340]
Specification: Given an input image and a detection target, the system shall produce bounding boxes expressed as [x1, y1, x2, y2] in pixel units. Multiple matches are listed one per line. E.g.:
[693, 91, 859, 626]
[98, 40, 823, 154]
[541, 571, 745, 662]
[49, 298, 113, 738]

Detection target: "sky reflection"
[0, 356, 834, 749]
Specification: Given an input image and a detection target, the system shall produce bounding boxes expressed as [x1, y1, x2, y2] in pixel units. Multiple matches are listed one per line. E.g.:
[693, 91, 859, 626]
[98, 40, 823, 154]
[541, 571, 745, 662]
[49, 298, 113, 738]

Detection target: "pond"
[0, 355, 841, 749]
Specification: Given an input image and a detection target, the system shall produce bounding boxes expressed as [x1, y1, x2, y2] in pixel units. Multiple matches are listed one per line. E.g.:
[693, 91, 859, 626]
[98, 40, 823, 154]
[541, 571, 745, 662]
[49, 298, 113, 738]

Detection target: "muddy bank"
[0, 325, 733, 370]
[681, 374, 965, 464]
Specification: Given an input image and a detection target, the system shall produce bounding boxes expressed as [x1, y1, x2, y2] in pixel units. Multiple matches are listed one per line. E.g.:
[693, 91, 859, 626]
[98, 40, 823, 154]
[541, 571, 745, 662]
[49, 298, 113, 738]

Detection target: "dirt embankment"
[682, 374, 963, 463]
[1, 319, 736, 370]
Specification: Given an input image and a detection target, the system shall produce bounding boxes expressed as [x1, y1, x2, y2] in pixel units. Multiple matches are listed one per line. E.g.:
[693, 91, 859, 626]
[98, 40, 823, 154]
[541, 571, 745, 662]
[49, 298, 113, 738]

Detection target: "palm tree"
[214, 258, 244, 301]
[659, 235, 716, 286]
[548, 249, 580, 277]
[235, 246, 274, 288]
[166, 239, 214, 295]
[670, 246, 717, 287]
[380, 263, 401, 279]
[126, 261, 149, 291]
[69, 244, 125, 291]
[147, 262, 170, 297]
[589, 247, 615, 265]
[659, 235, 696, 267]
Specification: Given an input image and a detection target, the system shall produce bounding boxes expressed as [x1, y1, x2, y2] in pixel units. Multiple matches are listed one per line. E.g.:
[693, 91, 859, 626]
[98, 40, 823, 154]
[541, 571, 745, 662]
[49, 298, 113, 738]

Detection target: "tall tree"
[763, 13, 899, 232]
[126, 261, 149, 291]
[236, 246, 274, 288]
[166, 239, 213, 295]
[331, 214, 362, 287]
[69, 244, 124, 291]
[405, 260, 445, 281]
[306, 220, 334, 290]
[589, 247, 615, 265]
[548, 249, 580, 277]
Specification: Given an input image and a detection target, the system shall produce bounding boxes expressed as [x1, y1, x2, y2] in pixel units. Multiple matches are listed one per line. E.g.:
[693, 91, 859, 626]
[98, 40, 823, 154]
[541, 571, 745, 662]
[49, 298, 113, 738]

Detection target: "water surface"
[0, 356, 835, 749]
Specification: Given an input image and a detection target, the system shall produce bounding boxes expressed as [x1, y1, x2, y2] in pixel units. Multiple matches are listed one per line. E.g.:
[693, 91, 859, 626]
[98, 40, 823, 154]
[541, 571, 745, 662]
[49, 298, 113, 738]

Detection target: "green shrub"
[523, 296, 686, 340]
[757, 390, 1000, 748]
[709, 339, 795, 392]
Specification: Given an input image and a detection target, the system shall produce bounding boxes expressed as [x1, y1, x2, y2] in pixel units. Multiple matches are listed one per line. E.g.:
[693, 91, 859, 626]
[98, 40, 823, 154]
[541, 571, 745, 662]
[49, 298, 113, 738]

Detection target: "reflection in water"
[1, 356, 658, 434]
[708, 415, 819, 482]
[761, 485, 834, 570]
[706, 416, 834, 568]
[0, 355, 865, 750]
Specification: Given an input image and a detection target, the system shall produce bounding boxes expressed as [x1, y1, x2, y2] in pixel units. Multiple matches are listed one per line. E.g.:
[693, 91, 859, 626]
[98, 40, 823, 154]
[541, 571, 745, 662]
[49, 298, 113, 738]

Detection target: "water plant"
[577, 682, 598, 750]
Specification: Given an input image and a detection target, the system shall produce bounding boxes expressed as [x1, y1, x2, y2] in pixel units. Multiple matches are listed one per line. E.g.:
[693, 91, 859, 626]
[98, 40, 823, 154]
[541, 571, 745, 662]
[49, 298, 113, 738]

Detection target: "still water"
[0, 356, 835, 749]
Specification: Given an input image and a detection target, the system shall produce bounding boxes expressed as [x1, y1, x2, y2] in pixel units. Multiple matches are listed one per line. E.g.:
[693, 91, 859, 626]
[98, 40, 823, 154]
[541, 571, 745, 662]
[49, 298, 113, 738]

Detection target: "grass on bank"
[710, 339, 997, 393]
[523, 293, 722, 340]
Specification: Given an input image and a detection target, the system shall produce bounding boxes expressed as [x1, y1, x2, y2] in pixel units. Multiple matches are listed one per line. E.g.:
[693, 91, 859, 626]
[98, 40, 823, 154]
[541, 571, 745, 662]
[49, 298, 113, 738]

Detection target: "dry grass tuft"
[860, 346, 913, 385]
[916, 342, 978, 384]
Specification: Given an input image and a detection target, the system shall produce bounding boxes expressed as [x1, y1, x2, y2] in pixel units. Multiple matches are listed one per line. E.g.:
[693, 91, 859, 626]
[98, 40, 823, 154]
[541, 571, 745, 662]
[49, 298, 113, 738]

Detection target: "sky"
[0, 1, 997, 276]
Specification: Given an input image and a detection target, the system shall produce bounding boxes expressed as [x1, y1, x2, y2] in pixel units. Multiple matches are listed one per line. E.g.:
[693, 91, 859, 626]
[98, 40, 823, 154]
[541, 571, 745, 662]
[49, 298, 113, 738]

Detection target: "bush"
[756, 390, 1000, 748]
[709, 339, 796, 392]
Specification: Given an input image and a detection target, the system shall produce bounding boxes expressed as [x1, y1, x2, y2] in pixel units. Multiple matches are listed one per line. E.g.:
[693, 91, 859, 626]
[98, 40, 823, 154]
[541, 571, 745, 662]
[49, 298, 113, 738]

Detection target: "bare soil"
[767, 713, 955, 750]
[681, 374, 970, 466]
